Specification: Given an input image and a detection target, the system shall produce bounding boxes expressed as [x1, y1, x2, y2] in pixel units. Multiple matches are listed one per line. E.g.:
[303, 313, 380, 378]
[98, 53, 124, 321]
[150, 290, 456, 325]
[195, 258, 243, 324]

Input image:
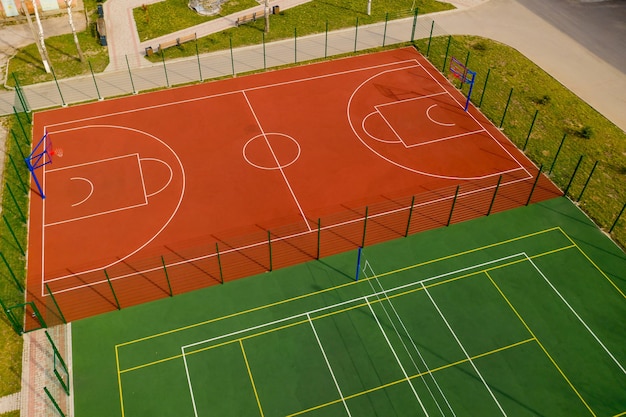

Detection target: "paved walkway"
[0, 0, 624, 132]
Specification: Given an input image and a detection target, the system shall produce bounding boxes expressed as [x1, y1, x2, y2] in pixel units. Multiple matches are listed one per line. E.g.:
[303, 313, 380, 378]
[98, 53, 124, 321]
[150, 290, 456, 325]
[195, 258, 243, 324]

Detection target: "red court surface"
[26, 47, 561, 326]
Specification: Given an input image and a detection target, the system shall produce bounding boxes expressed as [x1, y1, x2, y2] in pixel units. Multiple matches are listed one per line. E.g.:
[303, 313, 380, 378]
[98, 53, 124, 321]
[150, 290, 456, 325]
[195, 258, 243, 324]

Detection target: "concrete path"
[0, 391, 20, 413]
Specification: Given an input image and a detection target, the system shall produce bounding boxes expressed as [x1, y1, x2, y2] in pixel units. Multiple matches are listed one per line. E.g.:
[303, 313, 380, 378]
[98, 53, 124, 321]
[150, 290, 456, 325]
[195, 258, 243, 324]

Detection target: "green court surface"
[72, 197, 626, 417]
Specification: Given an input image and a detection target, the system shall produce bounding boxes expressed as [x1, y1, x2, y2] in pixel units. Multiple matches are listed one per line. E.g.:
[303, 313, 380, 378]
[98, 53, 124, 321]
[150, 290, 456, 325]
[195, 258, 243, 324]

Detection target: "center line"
[242, 91, 312, 231]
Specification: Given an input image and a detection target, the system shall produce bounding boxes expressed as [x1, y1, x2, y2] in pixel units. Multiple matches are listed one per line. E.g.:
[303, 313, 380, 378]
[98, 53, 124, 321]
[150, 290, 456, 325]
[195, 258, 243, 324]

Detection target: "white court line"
[364, 298, 430, 416]
[426, 104, 456, 127]
[43, 154, 148, 227]
[524, 254, 626, 375]
[364, 260, 456, 416]
[181, 253, 526, 351]
[43, 183, 531, 289]
[45, 153, 140, 173]
[141, 158, 174, 198]
[242, 91, 312, 231]
[181, 345, 201, 417]
[421, 282, 508, 416]
[40, 125, 186, 296]
[69, 178, 94, 207]
[416, 61, 530, 178]
[348, 64, 532, 180]
[307, 313, 352, 417]
[43, 60, 423, 130]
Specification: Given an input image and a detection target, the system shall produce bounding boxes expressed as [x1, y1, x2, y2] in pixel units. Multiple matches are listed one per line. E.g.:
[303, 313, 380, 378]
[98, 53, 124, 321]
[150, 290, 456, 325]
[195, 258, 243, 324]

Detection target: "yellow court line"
[119, 246, 576, 373]
[115, 227, 563, 349]
[286, 338, 535, 417]
[115, 345, 126, 417]
[613, 412, 626, 417]
[240, 340, 265, 417]
[486, 271, 597, 417]
[559, 227, 626, 299]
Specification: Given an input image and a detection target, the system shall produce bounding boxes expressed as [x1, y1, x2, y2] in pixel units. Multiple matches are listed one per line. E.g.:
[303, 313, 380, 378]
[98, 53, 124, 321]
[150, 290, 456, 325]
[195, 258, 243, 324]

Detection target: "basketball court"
[26, 47, 560, 325]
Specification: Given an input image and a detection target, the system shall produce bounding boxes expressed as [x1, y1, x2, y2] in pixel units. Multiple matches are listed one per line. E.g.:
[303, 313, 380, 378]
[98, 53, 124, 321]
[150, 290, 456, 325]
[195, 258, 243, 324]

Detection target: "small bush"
[579, 125, 593, 139]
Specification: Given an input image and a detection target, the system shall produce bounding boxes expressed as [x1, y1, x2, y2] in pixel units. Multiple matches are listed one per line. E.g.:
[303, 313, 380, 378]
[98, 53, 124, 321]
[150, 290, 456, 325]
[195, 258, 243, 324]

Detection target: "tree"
[22, 0, 51, 73]
[65, 0, 84, 62]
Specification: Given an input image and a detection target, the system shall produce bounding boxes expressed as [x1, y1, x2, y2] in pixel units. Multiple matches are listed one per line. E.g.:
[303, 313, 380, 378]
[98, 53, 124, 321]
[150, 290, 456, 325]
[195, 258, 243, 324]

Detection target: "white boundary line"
[364, 298, 430, 416]
[421, 282, 508, 416]
[307, 313, 352, 417]
[524, 254, 626, 375]
[181, 345, 201, 417]
[43, 60, 423, 130]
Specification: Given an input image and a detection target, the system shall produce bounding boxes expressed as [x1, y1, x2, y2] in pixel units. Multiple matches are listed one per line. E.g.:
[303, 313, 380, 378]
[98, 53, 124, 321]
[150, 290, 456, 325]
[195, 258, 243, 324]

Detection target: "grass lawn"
[134, 0, 260, 41]
[0, 113, 30, 398]
[4, 0, 108, 88]
[150, 0, 453, 60]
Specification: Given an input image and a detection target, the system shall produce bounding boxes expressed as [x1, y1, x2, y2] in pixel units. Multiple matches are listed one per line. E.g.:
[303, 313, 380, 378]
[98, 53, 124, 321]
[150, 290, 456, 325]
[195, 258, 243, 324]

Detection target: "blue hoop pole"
[355, 247, 363, 281]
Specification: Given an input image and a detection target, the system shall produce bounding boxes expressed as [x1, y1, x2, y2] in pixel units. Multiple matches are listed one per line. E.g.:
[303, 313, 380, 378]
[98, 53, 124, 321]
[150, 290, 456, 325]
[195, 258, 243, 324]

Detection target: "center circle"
[243, 133, 301, 170]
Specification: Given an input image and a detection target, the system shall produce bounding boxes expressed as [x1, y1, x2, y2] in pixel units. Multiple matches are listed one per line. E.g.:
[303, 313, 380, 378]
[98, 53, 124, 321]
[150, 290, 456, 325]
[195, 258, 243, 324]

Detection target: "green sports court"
[72, 197, 626, 417]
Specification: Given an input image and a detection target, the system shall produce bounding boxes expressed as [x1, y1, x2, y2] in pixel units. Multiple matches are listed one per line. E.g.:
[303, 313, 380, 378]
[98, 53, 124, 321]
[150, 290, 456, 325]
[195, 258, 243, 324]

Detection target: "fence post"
[45, 283, 67, 324]
[316, 218, 321, 260]
[382, 12, 388, 47]
[441, 35, 452, 72]
[125, 55, 137, 94]
[354, 17, 359, 52]
[161, 50, 170, 87]
[215, 243, 224, 284]
[103, 269, 121, 310]
[88, 60, 103, 101]
[50, 67, 67, 107]
[410, 8, 418, 42]
[11, 73, 29, 115]
[487, 175, 502, 216]
[549, 133, 567, 175]
[564, 155, 584, 197]
[405, 196, 415, 237]
[195, 34, 203, 81]
[577, 161, 598, 202]
[361, 206, 368, 248]
[499, 88, 513, 128]
[229, 36, 235, 77]
[43, 387, 66, 417]
[0, 252, 23, 292]
[262, 32, 266, 70]
[609, 203, 626, 234]
[523, 109, 538, 151]
[426, 20, 435, 57]
[325, 20, 329, 58]
[268, 230, 273, 272]
[7, 183, 25, 222]
[478, 68, 490, 108]
[355, 246, 363, 281]
[447, 186, 459, 226]
[161, 256, 173, 296]
[2, 215, 24, 256]
[526, 165, 543, 206]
